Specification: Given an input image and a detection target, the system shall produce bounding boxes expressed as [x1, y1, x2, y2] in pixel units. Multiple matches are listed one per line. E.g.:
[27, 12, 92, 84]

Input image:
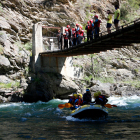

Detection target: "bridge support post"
[61, 27, 65, 50]
[32, 22, 44, 73]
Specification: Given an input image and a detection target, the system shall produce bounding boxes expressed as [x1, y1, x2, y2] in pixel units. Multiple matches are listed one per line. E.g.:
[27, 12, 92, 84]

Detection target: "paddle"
[58, 103, 73, 109]
[58, 103, 117, 109]
[105, 104, 117, 108]
[58, 104, 65, 109]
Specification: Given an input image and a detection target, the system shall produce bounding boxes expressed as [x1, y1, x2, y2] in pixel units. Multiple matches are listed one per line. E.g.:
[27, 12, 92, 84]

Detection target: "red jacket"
[94, 20, 101, 28]
[80, 31, 84, 36]
[75, 99, 83, 106]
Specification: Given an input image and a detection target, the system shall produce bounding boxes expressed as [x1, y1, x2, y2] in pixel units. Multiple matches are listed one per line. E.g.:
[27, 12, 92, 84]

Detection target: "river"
[0, 96, 140, 140]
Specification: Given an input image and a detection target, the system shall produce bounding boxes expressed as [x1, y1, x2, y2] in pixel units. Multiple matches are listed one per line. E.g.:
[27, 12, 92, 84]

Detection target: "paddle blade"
[105, 104, 117, 108]
[65, 103, 73, 108]
[58, 104, 65, 109]
[111, 105, 117, 107]
[105, 104, 112, 108]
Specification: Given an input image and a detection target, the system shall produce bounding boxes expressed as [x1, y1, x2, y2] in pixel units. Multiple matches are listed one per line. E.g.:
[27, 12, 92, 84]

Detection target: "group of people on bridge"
[57, 5, 120, 49]
[68, 89, 108, 110]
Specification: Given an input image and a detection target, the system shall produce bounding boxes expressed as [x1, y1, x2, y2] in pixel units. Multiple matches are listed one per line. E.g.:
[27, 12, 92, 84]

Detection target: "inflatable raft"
[70, 104, 108, 119]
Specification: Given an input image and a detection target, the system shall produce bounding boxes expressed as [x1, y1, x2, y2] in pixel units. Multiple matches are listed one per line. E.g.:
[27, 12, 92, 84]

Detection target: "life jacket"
[99, 95, 105, 102]
[97, 95, 108, 106]
[72, 28, 76, 38]
[85, 25, 90, 32]
[80, 31, 84, 36]
[64, 32, 69, 40]
[89, 24, 93, 31]
[69, 97, 75, 105]
[76, 27, 80, 37]
[94, 19, 101, 28]
[75, 99, 83, 106]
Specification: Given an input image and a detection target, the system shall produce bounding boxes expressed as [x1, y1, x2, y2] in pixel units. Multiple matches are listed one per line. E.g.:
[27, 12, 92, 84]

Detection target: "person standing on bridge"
[85, 21, 90, 41]
[67, 25, 73, 47]
[78, 27, 84, 44]
[72, 28, 76, 46]
[106, 10, 112, 34]
[75, 23, 80, 45]
[89, 19, 94, 40]
[63, 28, 69, 49]
[114, 5, 120, 30]
[93, 15, 101, 39]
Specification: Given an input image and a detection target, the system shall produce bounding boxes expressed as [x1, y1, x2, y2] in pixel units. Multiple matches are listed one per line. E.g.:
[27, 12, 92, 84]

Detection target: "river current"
[0, 96, 140, 140]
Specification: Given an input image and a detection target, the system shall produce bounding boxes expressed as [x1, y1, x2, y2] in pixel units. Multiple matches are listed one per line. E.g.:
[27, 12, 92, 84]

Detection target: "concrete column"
[61, 27, 65, 50]
[32, 22, 43, 73]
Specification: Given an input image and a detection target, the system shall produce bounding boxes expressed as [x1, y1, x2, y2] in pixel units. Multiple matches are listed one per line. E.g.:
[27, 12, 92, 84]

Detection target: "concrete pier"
[32, 24, 83, 79]
[32, 22, 43, 73]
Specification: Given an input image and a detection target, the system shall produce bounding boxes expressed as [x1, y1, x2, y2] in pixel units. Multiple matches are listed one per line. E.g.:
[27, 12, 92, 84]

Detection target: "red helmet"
[65, 28, 68, 31]
[89, 19, 93, 23]
[81, 30, 84, 33]
[76, 23, 79, 26]
[67, 25, 70, 28]
[87, 21, 89, 24]
[94, 15, 98, 18]
[72, 28, 75, 31]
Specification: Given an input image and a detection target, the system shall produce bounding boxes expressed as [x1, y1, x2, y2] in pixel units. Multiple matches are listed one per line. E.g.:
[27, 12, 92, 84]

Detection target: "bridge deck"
[40, 19, 140, 57]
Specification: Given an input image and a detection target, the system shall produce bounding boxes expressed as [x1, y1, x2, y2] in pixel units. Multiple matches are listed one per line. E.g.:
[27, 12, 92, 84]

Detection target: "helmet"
[81, 30, 84, 33]
[94, 91, 101, 98]
[67, 25, 70, 28]
[76, 23, 79, 26]
[65, 28, 68, 31]
[86, 89, 90, 91]
[73, 93, 78, 98]
[89, 19, 93, 23]
[78, 93, 83, 98]
[87, 21, 89, 24]
[72, 28, 75, 31]
[94, 15, 98, 18]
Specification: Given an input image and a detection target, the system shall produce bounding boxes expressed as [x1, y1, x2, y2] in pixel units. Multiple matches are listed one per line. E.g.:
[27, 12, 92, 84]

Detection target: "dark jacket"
[83, 93, 91, 104]
[94, 95, 108, 106]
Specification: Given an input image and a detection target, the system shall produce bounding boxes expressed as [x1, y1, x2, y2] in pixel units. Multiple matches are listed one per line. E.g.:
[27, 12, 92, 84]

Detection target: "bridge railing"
[99, 18, 140, 38]
[42, 18, 140, 51]
[43, 36, 60, 51]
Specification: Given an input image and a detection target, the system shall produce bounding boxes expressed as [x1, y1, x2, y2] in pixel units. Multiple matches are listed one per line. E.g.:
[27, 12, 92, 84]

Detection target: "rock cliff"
[0, 0, 139, 102]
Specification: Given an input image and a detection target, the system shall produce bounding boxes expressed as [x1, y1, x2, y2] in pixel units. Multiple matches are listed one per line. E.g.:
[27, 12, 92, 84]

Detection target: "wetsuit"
[94, 95, 108, 106]
[68, 97, 75, 105]
[83, 93, 91, 104]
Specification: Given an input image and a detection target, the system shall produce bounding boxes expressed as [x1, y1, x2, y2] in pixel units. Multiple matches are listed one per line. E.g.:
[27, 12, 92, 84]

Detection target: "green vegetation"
[120, 0, 140, 21]
[0, 3, 2, 13]
[128, 0, 140, 9]
[84, 75, 115, 84]
[134, 69, 139, 73]
[122, 80, 140, 88]
[0, 45, 4, 54]
[0, 82, 20, 89]
[94, 76, 115, 83]
[24, 42, 32, 51]
[15, 41, 32, 52]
